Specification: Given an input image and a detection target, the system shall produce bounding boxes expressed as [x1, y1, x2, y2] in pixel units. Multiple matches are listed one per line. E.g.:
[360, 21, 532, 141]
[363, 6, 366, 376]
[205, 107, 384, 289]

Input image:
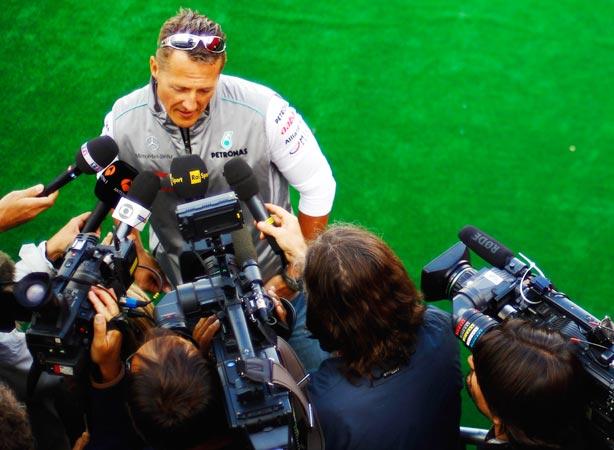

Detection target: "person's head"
[0, 383, 35, 450]
[303, 224, 425, 380]
[467, 319, 584, 448]
[126, 329, 227, 450]
[150, 8, 227, 128]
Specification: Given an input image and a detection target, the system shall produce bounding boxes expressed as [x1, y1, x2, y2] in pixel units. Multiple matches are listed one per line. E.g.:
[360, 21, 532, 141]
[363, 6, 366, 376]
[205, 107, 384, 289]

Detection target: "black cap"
[223, 157, 259, 200]
[75, 135, 119, 174]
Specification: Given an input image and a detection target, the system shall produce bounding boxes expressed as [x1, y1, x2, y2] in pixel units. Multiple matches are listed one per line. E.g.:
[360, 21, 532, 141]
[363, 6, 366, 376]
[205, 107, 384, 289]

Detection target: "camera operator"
[467, 319, 586, 450]
[85, 286, 239, 450]
[255, 204, 462, 450]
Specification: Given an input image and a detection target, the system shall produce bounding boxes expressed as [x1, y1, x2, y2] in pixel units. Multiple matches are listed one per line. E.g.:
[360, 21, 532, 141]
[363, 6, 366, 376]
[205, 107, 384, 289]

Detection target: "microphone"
[231, 228, 269, 322]
[169, 155, 209, 201]
[82, 161, 139, 233]
[458, 226, 514, 269]
[223, 157, 286, 265]
[38, 135, 119, 197]
[112, 171, 161, 242]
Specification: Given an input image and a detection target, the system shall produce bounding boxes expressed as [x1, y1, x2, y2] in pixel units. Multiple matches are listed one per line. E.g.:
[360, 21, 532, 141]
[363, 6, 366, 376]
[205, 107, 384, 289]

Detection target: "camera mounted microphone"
[112, 171, 161, 242]
[170, 155, 209, 201]
[223, 157, 287, 266]
[82, 160, 139, 233]
[458, 225, 515, 269]
[38, 135, 119, 197]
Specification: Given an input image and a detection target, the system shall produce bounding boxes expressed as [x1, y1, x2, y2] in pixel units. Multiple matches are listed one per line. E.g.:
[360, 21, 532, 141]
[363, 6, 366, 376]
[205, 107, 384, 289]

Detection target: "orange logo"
[120, 179, 132, 192]
[104, 165, 116, 176]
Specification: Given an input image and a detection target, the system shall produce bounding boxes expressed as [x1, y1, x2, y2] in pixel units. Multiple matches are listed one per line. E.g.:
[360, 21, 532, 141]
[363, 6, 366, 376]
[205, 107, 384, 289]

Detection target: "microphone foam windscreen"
[231, 227, 258, 267]
[94, 160, 139, 204]
[170, 155, 209, 200]
[128, 171, 161, 209]
[223, 157, 259, 200]
[75, 135, 119, 174]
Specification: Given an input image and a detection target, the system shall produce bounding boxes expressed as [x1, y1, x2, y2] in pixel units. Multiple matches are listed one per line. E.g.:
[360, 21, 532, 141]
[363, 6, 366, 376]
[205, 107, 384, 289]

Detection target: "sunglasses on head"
[159, 33, 226, 53]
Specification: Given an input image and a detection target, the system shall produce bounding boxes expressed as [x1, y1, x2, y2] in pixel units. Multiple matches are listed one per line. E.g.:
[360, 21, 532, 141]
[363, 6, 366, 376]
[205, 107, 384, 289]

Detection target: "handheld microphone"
[82, 161, 139, 233]
[223, 157, 286, 265]
[169, 155, 209, 201]
[458, 226, 514, 269]
[38, 135, 119, 197]
[112, 171, 161, 242]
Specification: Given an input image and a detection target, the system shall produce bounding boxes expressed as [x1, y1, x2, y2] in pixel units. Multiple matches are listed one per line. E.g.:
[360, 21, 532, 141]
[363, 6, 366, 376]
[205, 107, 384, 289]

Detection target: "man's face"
[150, 50, 224, 128]
[466, 355, 495, 421]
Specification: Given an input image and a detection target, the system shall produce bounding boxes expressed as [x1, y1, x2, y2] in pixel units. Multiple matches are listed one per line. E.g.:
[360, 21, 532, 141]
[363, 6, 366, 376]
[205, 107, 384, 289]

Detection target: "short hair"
[0, 383, 35, 450]
[156, 8, 226, 66]
[473, 319, 585, 448]
[303, 224, 425, 380]
[126, 331, 226, 450]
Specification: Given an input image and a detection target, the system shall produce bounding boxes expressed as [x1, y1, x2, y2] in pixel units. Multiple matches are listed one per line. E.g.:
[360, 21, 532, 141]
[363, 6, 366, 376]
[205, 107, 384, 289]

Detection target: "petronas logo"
[221, 131, 233, 150]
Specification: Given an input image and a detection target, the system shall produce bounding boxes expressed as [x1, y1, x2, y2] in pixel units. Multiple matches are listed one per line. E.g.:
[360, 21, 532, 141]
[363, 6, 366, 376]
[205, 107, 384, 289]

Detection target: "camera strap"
[239, 337, 325, 450]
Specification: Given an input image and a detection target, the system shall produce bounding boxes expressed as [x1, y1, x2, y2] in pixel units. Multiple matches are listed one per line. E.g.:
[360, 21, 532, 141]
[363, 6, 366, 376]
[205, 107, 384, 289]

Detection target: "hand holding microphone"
[255, 203, 307, 269]
[0, 185, 58, 232]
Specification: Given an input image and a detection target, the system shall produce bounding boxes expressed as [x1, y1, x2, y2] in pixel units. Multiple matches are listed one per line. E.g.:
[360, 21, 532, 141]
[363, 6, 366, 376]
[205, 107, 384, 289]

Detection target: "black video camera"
[15, 234, 137, 378]
[421, 227, 614, 449]
[155, 192, 298, 450]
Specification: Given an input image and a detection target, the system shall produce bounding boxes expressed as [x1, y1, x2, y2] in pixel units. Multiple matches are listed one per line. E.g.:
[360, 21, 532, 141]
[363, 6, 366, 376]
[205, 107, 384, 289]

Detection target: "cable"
[517, 252, 545, 305]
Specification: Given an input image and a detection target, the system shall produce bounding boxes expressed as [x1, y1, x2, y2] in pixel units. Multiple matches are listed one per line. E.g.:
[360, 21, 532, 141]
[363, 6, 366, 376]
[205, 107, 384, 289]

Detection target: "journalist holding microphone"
[255, 204, 462, 450]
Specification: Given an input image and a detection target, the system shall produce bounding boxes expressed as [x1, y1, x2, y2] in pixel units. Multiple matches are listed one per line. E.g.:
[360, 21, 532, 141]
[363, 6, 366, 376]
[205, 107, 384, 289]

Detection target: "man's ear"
[150, 55, 159, 79]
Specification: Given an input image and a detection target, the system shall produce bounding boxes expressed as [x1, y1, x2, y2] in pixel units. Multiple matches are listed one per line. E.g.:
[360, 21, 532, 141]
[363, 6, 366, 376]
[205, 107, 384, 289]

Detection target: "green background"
[1, 0, 612, 438]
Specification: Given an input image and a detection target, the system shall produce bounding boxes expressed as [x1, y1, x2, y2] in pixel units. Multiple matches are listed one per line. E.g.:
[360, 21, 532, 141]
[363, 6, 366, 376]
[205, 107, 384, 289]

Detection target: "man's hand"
[88, 286, 122, 383]
[193, 315, 221, 357]
[255, 203, 307, 267]
[128, 229, 172, 294]
[46, 212, 96, 262]
[0, 184, 59, 232]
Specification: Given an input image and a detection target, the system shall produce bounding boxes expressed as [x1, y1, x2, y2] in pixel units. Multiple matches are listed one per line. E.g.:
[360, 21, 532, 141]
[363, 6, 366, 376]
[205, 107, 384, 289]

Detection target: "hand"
[88, 286, 122, 382]
[0, 184, 59, 232]
[72, 431, 90, 450]
[267, 287, 288, 325]
[264, 275, 296, 301]
[46, 212, 97, 262]
[193, 315, 221, 357]
[255, 203, 307, 268]
[128, 229, 172, 294]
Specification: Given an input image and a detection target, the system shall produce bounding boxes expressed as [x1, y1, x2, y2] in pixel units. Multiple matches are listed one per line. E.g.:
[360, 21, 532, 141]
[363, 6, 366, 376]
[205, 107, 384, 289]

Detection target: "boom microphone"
[458, 225, 514, 269]
[38, 135, 119, 197]
[223, 158, 286, 265]
[169, 155, 209, 201]
[82, 161, 139, 233]
[112, 171, 161, 242]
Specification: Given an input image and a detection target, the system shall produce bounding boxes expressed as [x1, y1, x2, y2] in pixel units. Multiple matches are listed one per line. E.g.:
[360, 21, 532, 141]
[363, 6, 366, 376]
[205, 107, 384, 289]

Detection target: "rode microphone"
[223, 157, 286, 265]
[458, 226, 515, 269]
[38, 135, 119, 197]
[112, 171, 161, 242]
[82, 161, 139, 233]
[170, 155, 209, 201]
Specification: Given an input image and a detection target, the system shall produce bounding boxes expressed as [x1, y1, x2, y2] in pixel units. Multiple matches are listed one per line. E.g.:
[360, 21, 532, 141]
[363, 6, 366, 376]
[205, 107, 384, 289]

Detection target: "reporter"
[257, 206, 462, 450]
[468, 319, 586, 450]
[0, 184, 58, 232]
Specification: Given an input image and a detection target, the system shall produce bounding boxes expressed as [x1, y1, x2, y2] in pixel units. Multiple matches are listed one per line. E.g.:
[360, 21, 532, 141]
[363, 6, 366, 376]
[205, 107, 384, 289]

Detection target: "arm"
[265, 96, 336, 237]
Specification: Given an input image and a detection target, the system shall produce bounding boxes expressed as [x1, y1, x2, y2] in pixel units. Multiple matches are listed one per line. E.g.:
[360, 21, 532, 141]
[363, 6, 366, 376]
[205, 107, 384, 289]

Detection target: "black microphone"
[232, 228, 270, 322]
[38, 135, 119, 197]
[458, 225, 514, 269]
[223, 157, 286, 265]
[112, 171, 161, 242]
[82, 161, 139, 233]
[169, 155, 209, 201]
